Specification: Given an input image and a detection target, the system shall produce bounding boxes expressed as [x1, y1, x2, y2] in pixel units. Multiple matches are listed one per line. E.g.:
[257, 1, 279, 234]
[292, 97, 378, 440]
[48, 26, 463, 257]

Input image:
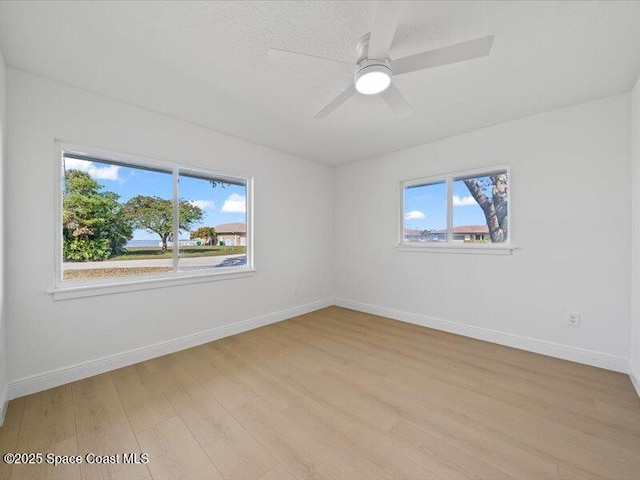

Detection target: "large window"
[401, 167, 509, 247]
[57, 146, 252, 288]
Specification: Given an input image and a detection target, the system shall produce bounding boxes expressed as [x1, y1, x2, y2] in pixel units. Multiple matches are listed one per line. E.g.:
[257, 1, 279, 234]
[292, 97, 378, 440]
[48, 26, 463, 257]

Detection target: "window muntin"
[401, 168, 509, 246]
[59, 148, 252, 285]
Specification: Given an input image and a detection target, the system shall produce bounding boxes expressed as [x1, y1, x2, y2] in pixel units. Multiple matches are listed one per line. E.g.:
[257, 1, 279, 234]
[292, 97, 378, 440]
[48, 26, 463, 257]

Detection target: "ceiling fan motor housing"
[354, 58, 393, 94]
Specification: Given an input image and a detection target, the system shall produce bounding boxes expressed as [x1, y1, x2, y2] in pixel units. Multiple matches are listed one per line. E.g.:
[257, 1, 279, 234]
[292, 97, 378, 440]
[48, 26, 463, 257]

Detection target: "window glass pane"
[403, 181, 447, 243]
[452, 171, 508, 243]
[178, 171, 247, 271]
[62, 155, 173, 280]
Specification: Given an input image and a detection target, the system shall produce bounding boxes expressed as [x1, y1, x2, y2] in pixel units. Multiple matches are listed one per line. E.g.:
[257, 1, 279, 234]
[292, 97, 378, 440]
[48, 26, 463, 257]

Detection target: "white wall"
[0, 47, 7, 409]
[631, 77, 640, 388]
[3, 67, 635, 399]
[334, 94, 631, 370]
[5, 69, 332, 392]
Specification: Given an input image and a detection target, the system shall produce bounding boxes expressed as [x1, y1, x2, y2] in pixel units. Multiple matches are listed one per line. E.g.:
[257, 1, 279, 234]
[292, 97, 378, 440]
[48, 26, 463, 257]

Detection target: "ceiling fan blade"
[367, 1, 402, 60]
[268, 48, 351, 67]
[314, 84, 357, 118]
[380, 84, 412, 117]
[392, 35, 494, 76]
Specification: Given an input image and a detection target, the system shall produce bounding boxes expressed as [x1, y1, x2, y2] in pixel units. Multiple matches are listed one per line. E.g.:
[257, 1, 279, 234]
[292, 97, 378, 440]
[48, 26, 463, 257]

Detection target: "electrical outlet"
[293, 285, 300, 296]
[568, 312, 581, 327]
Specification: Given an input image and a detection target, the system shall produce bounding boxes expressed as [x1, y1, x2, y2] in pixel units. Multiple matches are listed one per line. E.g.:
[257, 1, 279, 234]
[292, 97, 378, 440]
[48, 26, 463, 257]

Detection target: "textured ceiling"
[1, 1, 640, 166]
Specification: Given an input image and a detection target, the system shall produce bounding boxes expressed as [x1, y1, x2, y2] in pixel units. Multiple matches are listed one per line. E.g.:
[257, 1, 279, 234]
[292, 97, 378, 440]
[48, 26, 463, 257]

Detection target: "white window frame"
[52, 142, 255, 300]
[398, 165, 515, 255]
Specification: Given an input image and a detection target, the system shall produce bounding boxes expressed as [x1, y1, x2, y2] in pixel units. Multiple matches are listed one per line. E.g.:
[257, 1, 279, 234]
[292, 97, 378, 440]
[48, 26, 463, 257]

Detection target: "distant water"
[125, 239, 159, 248]
[125, 239, 194, 248]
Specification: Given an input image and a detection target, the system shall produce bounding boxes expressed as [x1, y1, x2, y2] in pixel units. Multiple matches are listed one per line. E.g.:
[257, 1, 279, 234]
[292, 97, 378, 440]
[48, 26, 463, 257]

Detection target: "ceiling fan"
[267, 2, 494, 119]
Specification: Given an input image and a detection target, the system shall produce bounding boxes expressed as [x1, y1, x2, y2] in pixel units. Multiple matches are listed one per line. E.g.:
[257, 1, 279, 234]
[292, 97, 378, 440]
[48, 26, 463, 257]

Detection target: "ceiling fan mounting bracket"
[354, 58, 392, 81]
[356, 33, 391, 77]
[356, 32, 372, 64]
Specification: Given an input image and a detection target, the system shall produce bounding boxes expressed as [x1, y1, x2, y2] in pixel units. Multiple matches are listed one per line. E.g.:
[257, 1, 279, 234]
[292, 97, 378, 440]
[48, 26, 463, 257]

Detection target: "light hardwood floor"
[1, 306, 640, 480]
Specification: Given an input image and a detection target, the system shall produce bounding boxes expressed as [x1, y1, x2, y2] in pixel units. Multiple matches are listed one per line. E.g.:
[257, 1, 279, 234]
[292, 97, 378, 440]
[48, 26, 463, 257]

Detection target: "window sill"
[50, 268, 257, 300]
[396, 243, 517, 255]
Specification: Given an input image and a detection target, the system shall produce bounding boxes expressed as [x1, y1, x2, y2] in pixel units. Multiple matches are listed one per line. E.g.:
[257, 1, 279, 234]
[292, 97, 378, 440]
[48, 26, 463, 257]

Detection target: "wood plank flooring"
[1, 306, 639, 480]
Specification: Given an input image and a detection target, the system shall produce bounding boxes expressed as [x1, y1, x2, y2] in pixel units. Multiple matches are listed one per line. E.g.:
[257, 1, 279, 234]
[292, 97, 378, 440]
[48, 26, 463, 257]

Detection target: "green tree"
[190, 227, 217, 246]
[123, 196, 203, 252]
[63, 170, 133, 261]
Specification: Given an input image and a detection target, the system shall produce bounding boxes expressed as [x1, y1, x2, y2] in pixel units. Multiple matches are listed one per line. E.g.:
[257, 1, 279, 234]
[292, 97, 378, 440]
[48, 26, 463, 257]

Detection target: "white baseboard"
[7, 298, 333, 400]
[5, 296, 636, 405]
[333, 298, 629, 374]
[0, 349, 7, 426]
[630, 370, 640, 399]
[0, 386, 7, 427]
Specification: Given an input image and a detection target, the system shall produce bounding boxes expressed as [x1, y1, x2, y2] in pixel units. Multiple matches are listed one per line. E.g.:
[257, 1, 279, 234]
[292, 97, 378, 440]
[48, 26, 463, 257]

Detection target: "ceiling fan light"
[354, 64, 392, 95]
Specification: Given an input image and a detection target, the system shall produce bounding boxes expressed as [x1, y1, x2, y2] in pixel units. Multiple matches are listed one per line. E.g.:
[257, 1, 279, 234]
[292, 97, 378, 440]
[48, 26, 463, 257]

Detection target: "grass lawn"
[107, 245, 246, 261]
[63, 266, 172, 280]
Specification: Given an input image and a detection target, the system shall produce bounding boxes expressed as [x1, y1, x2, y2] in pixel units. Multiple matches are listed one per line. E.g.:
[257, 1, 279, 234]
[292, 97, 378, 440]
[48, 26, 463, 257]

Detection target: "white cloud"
[405, 210, 426, 220]
[221, 193, 246, 213]
[190, 200, 215, 210]
[452, 195, 478, 206]
[65, 158, 121, 181]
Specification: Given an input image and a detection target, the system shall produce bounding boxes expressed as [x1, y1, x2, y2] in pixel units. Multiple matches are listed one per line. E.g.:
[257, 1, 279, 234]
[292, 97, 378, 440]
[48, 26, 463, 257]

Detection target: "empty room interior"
[1, 1, 640, 479]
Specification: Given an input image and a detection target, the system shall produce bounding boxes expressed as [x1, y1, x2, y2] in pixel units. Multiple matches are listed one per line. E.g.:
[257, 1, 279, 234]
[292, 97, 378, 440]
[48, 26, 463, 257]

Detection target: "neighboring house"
[403, 228, 423, 242]
[405, 225, 490, 243]
[215, 222, 247, 246]
[438, 225, 490, 242]
[404, 228, 447, 242]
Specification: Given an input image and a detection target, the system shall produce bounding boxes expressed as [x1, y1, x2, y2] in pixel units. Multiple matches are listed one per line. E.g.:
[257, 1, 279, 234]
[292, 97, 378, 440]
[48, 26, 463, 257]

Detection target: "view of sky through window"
[404, 182, 447, 232]
[63, 157, 246, 244]
[61, 154, 249, 281]
[403, 171, 508, 244]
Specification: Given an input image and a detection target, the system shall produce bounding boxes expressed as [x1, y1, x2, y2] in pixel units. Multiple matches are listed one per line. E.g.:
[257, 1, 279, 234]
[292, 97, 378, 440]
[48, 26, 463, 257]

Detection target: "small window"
[401, 167, 509, 246]
[59, 147, 252, 285]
